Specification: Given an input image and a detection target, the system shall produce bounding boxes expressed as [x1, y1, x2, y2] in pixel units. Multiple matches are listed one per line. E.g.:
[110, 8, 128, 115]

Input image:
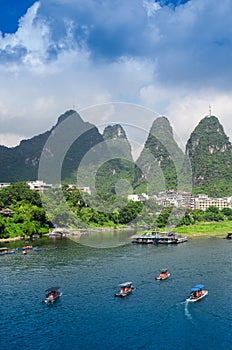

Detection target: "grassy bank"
[174, 221, 232, 238]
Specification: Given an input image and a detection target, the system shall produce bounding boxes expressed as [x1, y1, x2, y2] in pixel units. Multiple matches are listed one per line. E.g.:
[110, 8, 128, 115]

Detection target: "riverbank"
[0, 226, 135, 243]
[175, 221, 232, 238]
[134, 221, 232, 239]
[0, 222, 231, 243]
[0, 236, 22, 243]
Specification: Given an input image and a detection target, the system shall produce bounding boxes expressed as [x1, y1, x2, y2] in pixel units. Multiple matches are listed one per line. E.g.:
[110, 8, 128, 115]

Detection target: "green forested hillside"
[186, 116, 232, 196]
[94, 124, 137, 197]
[136, 117, 188, 194]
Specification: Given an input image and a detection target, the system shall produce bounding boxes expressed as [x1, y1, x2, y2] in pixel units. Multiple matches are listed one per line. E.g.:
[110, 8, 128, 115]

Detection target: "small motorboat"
[43, 286, 62, 304]
[17, 245, 33, 251]
[155, 269, 170, 280]
[186, 284, 208, 302]
[6, 249, 15, 254]
[0, 247, 15, 255]
[114, 282, 134, 297]
[22, 245, 33, 250]
[0, 247, 7, 256]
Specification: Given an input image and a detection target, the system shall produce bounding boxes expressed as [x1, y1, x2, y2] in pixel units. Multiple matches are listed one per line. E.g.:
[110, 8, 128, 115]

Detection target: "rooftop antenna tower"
[209, 104, 211, 117]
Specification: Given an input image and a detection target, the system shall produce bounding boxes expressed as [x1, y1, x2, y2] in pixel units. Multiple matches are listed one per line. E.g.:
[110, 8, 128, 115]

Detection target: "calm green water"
[0, 233, 231, 350]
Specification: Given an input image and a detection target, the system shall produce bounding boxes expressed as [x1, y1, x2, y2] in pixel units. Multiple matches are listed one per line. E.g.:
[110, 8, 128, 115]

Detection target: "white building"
[128, 194, 140, 201]
[128, 193, 149, 202]
[67, 184, 91, 195]
[194, 194, 232, 211]
[27, 180, 53, 192]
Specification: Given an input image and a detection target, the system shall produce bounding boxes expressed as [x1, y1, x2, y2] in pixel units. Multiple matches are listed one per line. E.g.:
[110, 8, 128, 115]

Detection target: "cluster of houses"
[128, 190, 232, 212]
[1, 181, 232, 212]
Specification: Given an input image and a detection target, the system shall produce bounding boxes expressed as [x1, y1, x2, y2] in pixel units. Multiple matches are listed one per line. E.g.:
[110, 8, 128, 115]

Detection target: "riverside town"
[1, 181, 232, 212]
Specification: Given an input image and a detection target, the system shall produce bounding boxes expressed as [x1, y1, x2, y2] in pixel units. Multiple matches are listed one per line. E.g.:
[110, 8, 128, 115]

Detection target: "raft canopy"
[45, 286, 60, 292]
[191, 284, 204, 291]
[119, 282, 133, 288]
[194, 284, 204, 289]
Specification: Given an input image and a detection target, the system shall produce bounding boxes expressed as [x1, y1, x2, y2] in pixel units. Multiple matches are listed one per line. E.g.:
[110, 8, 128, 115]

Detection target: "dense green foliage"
[152, 205, 232, 228]
[176, 206, 232, 227]
[95, 159, 140, 197]
[94, 124, 135, 197]
[43, 185, 145, 228]
[0, 183, 51, 238]
[186, 116, 232, 197]
[1, 183, 232, 238]
[0, 183, 157, 238]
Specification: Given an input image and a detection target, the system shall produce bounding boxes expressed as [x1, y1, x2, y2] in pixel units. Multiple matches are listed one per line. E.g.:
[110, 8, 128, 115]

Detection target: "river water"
[0, 233, 231, 350]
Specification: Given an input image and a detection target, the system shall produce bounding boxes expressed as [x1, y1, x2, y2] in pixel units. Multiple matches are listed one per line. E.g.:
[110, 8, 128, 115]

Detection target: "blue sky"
[0, 0, 232, 152]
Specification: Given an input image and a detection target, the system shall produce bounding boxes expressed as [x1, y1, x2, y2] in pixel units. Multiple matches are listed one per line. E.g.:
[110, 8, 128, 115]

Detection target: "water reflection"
[68, 229, 136, 248]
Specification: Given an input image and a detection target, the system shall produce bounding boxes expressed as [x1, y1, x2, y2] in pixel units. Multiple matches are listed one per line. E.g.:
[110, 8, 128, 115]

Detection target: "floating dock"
[132, 231, 187, 245]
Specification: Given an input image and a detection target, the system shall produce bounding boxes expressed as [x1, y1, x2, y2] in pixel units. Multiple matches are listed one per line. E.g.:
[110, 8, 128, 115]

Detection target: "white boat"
[186, 284, 208, 302]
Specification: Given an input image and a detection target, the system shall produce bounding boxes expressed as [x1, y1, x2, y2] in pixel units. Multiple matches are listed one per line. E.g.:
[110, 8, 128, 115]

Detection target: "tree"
[0, 182, 41, 207]
[118, 201, 143, 225]
[191, 209, 204, 223]
[205, 206, 219, 214]
[0, 216, 6, 237]
[155, 208, 172, 228]
[221, 207, 232, 217]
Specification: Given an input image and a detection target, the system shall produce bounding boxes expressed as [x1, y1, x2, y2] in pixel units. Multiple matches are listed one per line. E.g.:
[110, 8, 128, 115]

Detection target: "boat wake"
[183, 300, 193, 321]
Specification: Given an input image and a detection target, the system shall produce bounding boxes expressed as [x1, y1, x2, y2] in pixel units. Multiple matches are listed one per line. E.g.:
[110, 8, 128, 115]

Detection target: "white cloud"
[0, 2, 50, 70]
[0, 133, 25, 147]
[164, 90, 232, 149]
[143, 0, 161, 17]
[139, 81, 232, 150]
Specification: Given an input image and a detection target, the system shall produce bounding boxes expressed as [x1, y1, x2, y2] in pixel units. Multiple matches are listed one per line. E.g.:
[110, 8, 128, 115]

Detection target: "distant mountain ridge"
[0, 110, 106, 183]
[0, 110, 232, 197]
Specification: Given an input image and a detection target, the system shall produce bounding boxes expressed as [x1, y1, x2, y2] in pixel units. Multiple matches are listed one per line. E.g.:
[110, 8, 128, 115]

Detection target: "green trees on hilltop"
[186, 116, 232, 197]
